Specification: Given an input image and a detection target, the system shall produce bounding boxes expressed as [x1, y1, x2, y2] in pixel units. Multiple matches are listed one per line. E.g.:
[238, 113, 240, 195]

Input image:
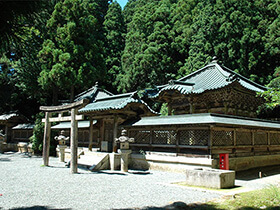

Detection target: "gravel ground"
[0, 152, 222, 210]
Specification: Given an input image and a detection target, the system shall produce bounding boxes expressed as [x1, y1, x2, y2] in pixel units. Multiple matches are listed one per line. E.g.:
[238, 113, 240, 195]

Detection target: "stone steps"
[78, 151, 109, 171]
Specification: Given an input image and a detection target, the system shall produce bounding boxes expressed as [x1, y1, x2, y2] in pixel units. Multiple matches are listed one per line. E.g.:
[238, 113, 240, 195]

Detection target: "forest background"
[0, 0, 280, 121]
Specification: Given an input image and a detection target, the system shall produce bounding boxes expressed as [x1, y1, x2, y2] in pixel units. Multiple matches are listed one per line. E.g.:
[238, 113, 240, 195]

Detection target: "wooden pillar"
[112, 116, 118, 152]
[88, 117, 93, 151]
[43, 112, 51, 166]
[70, 108, 78, 174]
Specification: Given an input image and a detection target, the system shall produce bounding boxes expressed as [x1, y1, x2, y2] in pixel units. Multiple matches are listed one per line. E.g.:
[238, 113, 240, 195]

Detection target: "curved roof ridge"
[94, 91, 138, 102]
[74, 86, 97, 99]
[220, 64, 268, 91]
[169, 80, 195, 86]
[177, 63, 215, 81]
[74, 85, 114, 102]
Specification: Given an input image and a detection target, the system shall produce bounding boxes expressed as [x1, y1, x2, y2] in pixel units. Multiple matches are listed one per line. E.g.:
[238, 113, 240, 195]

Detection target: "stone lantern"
[54, 130, 69, 162]
[115, 129, 134, 172]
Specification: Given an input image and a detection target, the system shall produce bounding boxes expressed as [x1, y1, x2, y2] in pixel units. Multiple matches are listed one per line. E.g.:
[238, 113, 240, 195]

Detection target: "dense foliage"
[38, 0, 108, 104]
[0, 0, 279, 118]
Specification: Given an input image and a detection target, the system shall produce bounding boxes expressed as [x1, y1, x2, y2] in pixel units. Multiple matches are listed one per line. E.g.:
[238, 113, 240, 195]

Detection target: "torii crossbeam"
[40, 99, 89, 173]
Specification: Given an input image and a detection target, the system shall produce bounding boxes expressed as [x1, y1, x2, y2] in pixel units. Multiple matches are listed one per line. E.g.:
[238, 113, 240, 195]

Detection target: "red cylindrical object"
[219, 153, 229, 170]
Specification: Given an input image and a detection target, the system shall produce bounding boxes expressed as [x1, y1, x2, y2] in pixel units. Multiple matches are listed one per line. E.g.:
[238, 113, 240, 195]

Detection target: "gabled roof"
[0, 113, 18, 121]
[151, 60, 267, 98]
[122, 113, 280, 129]
[74, 83, 114, 102]
[12, 124, 35, 130]
[51, 120, 97, 129]
[79, 92, 158, 115]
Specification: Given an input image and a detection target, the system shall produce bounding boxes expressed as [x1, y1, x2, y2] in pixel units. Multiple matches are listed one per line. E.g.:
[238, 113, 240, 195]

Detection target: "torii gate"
[40, 99, 89, 173]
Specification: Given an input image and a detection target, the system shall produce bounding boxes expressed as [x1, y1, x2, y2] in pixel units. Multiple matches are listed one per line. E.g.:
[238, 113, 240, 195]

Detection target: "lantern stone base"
[119, 149, 132, 172]
[185, 168, 235, 189]
[57, 145, 67, 162]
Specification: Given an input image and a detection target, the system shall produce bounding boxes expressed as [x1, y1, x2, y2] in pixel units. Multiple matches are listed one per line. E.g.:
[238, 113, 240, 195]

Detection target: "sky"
[115, 0, 128, 9]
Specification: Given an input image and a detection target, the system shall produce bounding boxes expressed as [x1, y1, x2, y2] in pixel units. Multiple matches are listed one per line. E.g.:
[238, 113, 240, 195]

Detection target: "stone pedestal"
[185, 168, 235, 189]
[54, 130, 69, 163]
[119, 149, 132, 172]
[110, 152, 120, 170]
[120, 142, 129, 150]
[57, 144, 67, 162]
[115, 130, 134, 172]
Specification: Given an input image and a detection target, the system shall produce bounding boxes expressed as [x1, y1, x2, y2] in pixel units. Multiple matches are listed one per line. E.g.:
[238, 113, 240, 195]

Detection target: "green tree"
[0, 1, 57, 118]
[266, 0, 280, 88]
[104, 1, 126, 91]
[38, 0, 108, 104]
[0, 54, 16, 113]
[30, 112, 57, 156]
[180, 0, 279, 84]
[14, 1, 56, 105]
[118, 0, 178, 92]
[0, 1, 45, 53]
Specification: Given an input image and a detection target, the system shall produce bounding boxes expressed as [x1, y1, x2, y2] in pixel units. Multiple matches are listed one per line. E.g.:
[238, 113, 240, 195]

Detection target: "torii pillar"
[40, 99, 89, 173]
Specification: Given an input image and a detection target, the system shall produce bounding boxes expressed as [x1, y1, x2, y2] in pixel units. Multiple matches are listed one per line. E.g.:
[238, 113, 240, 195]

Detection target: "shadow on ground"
[88, 170, 151, 176]
[0, 157, 11, 161]
[114, 201, 280, 210]
[10, 206, 71, 210]
[236, 165, 280, 181]
[114, 202, 219, 210]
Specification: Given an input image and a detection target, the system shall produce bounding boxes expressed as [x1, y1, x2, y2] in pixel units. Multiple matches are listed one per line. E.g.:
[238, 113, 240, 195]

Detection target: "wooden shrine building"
[0, 113, 28, 142]
[52, 84, 157, 152]
[119, 59, 280, 171]
[41, 59, 280, 172]
[151, 59, 267, 117]
[78, 92, 158, 152]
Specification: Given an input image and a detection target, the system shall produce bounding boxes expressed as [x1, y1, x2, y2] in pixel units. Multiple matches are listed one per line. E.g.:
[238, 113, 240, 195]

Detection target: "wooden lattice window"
[254, 131, 267, 145]
[129, 130, 150, 144]
[270, 133, 280, 145]
[212, 130, 233, 146]
[236, 131, 252, 145]
[152, 130, 176, 145]
[179, 129, 209, 146]
[20, 131, 29, 138]
[14, 131, 20, 138]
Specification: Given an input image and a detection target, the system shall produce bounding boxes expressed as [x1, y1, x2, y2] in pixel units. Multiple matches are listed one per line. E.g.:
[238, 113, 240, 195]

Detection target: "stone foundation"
[129, 153, 214, 172]
[0, 142, 25, 153]
[56, 148, 280, 173]
[17, 142, 33, 154]
[227, 155, 280, 171]
[185, 168, 235, 189]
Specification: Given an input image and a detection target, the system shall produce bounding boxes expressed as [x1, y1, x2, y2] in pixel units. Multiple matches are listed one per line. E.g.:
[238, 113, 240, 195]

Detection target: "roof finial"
[95, 81, 98, 87]
[211, 56, 218, 63]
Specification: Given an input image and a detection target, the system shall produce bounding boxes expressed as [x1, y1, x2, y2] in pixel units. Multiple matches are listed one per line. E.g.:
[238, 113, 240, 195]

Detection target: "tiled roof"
[74, 84, 113, 102]
[151, 61, 267, 98]
[122, 113, 280, 129]
[79, 92, 158, 114]
[51, 120, 97, 129]
[0, 113, 18, 121]
[12, 124, 34, 130]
